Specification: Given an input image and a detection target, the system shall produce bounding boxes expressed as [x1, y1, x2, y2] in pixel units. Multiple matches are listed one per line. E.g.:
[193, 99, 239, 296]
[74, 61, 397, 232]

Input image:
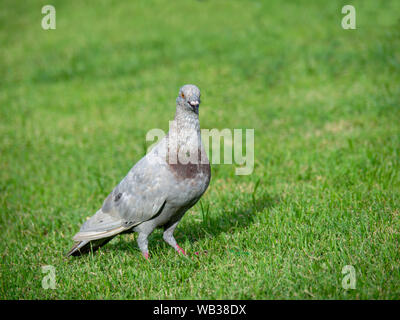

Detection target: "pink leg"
[143, 252, 149, 260]
[176, 245, 186, 255]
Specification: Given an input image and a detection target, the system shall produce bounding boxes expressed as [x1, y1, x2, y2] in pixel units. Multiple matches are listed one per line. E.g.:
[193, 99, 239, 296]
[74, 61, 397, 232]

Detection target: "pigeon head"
[176, 84, 201, 114]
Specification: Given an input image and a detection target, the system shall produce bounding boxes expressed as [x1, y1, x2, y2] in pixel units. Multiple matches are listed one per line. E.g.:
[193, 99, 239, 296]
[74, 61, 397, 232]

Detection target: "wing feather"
[72, 139, 170, 241]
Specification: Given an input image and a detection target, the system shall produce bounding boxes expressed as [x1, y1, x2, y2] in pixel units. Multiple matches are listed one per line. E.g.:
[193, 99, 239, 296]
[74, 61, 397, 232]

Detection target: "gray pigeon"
[67, 84, 211, 258]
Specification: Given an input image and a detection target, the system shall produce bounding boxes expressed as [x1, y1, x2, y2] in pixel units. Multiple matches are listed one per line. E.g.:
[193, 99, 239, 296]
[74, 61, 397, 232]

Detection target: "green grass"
[1, 0, 400, 299]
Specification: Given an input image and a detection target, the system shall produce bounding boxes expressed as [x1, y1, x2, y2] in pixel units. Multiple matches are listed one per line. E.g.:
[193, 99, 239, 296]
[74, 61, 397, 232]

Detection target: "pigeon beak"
[189, 101, 199, 113]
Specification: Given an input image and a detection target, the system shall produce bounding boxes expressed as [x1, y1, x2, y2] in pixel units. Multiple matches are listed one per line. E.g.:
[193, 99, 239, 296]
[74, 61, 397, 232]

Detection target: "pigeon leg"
[163, 221, 186, 255]
[137, 232, 150, 259]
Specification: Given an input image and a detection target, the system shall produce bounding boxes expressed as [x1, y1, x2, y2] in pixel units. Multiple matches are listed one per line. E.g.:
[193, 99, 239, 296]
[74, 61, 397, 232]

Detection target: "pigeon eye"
[181, 93, 185, 98]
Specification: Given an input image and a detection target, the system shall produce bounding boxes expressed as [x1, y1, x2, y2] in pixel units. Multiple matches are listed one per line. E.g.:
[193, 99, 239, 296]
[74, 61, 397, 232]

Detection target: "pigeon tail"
[65, 237, 114, 257]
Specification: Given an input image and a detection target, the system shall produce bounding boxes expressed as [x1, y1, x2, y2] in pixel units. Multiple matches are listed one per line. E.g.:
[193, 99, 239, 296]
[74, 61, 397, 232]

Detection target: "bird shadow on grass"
[175, 192, 278, 246]
[106, 192, 279, 255]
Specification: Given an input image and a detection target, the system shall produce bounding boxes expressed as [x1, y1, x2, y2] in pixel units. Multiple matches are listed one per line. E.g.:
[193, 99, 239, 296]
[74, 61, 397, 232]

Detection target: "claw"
[194, 250, 207, 256]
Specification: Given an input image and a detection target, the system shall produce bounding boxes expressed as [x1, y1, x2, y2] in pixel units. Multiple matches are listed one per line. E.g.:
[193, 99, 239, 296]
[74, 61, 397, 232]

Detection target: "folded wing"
[73, 143, 169, 241]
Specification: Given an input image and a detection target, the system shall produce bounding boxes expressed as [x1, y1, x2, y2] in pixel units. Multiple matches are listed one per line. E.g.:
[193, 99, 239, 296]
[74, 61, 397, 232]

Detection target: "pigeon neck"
[174, 105, 200, 132]
[167, 105, 203, 163]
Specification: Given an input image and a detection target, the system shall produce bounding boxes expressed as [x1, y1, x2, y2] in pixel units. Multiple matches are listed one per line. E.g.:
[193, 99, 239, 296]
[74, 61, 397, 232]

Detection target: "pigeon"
[67, 84, 211, 258]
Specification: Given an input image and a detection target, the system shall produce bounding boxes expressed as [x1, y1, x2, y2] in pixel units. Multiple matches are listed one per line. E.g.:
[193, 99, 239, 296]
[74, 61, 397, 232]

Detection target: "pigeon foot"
[176, 245, 186, 255]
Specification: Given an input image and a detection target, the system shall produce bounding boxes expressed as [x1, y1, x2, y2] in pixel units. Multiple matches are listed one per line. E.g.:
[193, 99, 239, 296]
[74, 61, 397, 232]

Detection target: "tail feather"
[66, 237, 114, 257]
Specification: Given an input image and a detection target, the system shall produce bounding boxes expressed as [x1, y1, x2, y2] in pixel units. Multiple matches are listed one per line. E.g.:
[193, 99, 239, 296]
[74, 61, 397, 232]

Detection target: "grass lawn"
[1, 0, 400, 299]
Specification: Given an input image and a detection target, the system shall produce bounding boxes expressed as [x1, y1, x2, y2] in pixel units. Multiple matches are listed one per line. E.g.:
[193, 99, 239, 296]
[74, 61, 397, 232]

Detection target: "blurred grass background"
[0, 0, 400, 299]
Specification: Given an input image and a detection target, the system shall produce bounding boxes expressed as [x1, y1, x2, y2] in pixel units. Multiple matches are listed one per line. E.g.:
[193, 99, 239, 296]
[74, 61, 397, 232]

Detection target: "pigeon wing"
[73, 142, 169, 241]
